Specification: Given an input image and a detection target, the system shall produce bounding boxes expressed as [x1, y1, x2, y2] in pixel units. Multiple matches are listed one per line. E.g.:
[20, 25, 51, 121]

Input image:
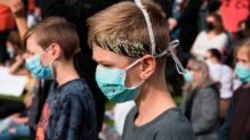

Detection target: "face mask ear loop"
[168, 40, 187, 75]
[124, 58, 145, 89]
[42, 47, 55, 67]
[125, 58, 143, 71]
[135, 0, 156, 56]
[155, 50, 168, 58]
[134, 0, 186, 75]
[155, 40, 179, 58]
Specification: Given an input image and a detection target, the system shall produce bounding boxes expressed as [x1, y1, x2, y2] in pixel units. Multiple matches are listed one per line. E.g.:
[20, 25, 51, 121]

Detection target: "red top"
[0, 4, 15, 32]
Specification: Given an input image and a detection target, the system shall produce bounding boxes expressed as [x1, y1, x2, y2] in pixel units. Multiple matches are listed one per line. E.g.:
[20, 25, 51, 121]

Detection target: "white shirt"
[192, 31, 228, 59]
[207, 63, 233, 99]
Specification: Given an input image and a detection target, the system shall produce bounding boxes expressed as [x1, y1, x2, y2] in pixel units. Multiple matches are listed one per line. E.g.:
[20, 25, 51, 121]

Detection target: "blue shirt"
[36, 78, 97, 140]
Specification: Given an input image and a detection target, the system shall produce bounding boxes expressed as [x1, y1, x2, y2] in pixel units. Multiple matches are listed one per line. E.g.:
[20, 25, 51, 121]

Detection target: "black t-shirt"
[122, 107, 195, 140]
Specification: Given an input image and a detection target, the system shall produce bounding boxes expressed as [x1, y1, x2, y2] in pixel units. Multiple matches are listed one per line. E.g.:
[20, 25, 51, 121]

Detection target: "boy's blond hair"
[87, 1, 169, 59]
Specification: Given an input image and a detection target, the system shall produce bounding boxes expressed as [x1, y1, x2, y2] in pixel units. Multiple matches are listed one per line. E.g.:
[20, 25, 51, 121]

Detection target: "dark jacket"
[220, 86, 250, 140]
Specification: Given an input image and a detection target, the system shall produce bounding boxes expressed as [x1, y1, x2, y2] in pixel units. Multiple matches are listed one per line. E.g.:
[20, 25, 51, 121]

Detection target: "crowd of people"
[0, 0, 249, 140]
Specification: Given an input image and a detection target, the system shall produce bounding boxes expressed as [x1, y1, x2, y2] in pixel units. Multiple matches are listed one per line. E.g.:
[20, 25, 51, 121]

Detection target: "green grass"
[0, 94, 25, 102]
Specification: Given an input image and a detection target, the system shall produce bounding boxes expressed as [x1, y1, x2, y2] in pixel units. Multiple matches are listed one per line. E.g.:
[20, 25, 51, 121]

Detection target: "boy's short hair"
[87, 1, 170, 59]
[24, 17, 80, 60]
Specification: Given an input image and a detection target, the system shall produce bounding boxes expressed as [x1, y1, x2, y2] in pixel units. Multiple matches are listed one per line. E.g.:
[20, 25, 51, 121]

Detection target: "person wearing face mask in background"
[224, 19, 250, 69]
[191, 13, 229, 60]
[24, 17, 97, 140]
[235, 19, 250, 42]
[181, 58, 220, 140]
[204, 48, 234, 120]
[5, 30, 29, 75]
[87, 1, 195, 140]
[219, 38, 250, 140]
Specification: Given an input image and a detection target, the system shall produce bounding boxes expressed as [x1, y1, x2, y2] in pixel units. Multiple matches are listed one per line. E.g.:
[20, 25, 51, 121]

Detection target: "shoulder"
[197, 31, 207, 38]
[222, 65, 233, 73]
[234, 86, 250, 96]
[197, 86, 218, 98]
[59, 79, 94, 103]
[61, 79, 91, 95]
[156, 108, 195, 139]
[233, 86, 250, 104]
[159, 108, 191, 127]
[218, 32, 228, 40]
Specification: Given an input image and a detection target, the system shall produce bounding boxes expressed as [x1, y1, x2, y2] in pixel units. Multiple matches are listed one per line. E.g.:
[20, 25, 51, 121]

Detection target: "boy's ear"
[139, 55, 156, 80]
[49, 42, 62, 60]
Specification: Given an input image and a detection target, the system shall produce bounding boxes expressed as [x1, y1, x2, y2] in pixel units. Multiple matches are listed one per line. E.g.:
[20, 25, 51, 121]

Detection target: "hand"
[10, 115, 23, 124]
[15, 54, 24, 63]
[10, 113, 19, 118]
[24, 95, 33, 107]
[8, 0, 24, 16]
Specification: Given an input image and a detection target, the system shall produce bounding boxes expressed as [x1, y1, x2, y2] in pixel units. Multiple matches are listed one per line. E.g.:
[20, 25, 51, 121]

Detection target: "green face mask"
[95, 59, 143, 103]
[235, 64, 250, 83]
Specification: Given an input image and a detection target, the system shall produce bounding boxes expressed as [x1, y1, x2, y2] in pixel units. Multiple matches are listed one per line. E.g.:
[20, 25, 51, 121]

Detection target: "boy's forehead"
[92, 44, 117, 61]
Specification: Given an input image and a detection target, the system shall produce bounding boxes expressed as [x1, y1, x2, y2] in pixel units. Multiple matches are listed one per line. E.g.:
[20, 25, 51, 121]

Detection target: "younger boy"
[24, 17, 97, 140]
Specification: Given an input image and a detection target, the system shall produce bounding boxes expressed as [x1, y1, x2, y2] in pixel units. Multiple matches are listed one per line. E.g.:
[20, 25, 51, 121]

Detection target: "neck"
[208, 30, 221, 35]
[209, 60, 220, 64]
[135, 71, 176, 126]
[54, 59, 79, 86]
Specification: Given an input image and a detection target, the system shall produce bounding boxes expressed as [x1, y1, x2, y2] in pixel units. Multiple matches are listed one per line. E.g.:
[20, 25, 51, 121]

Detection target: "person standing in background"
[181, 58, 220, 140]
[39, 0, 120, 135]
[204, 48, 233, 119]
[220, 38, 250, 140]
[191, 13, 228, 60]
[0, 4, 15, 65]
[24, 17, 97, 140]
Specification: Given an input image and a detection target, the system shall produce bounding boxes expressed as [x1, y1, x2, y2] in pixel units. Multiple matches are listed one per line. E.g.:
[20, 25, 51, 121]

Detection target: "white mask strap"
[156, 40, 186, 75]
[167, 40, 186, 75]
[134, 0, 186, 75]
[135, 0, 156, 55]
[125, 58, 143, 71]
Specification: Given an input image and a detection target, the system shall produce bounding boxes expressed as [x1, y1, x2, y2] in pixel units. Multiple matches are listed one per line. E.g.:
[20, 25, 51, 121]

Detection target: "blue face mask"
[235, 64, 250, 83]
[25, 54, 54, 80]
[95, 59, 143, 103]
[7, 48, 15, 58]
[183, 70, 193, 82]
